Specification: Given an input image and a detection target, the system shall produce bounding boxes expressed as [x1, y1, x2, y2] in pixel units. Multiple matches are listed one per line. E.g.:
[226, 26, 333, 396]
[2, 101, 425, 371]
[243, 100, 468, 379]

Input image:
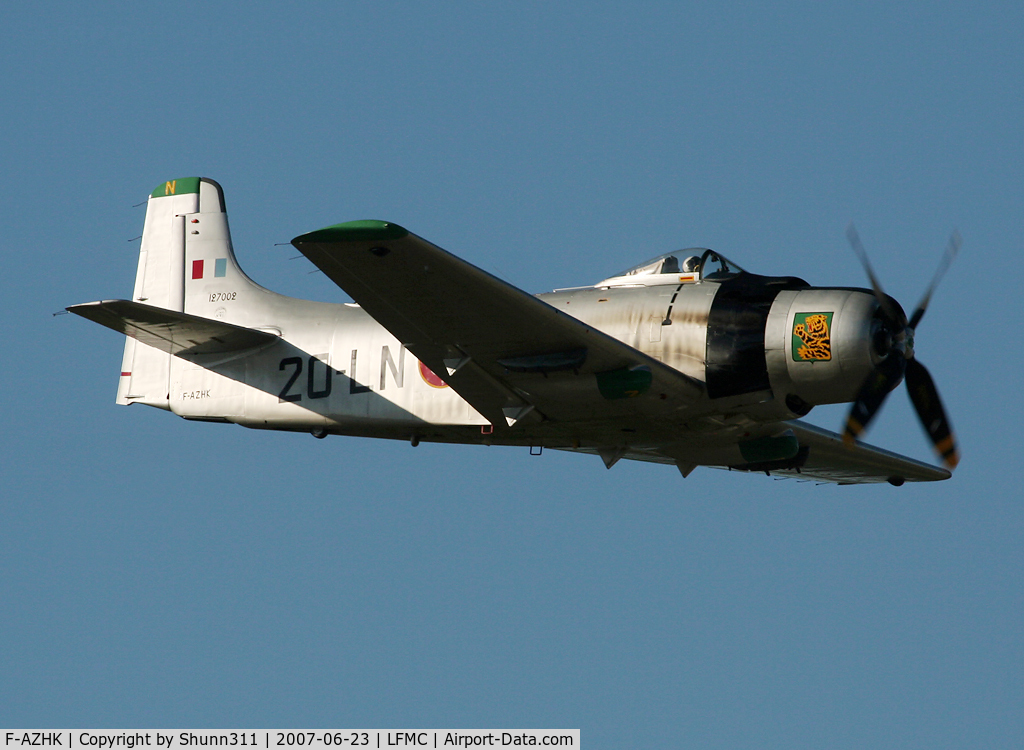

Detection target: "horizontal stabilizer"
[67, 300, 278, 356]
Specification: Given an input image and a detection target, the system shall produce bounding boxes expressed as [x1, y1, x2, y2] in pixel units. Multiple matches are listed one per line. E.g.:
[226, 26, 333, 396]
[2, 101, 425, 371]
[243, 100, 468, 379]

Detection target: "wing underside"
[292, 221, 704, 431]
[765, 420, 950, 483]
[554, 419, 949, 484]
[561, 418, 950, 483]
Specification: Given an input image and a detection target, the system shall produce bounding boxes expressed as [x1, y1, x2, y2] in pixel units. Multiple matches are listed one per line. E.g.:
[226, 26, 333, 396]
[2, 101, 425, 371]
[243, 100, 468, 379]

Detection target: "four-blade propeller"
[842, 225, 962, 470]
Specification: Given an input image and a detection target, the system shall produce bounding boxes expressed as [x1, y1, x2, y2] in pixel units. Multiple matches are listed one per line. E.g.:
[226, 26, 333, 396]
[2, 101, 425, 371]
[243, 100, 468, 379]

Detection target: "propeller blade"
[905, 358, 959, 470]
[846, 223, 904, 325]
[908, 230, 962, 329]
[842, 355, 904, 445]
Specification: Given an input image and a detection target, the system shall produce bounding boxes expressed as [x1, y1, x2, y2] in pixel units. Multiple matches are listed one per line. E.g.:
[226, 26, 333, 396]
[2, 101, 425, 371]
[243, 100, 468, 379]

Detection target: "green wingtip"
[294, 220, 410, 244]
[150, 177, 201, 198]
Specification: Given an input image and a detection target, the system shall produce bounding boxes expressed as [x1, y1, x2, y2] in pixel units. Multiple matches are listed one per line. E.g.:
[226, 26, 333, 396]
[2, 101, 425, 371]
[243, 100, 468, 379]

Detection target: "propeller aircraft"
[69, 177, 959, 485]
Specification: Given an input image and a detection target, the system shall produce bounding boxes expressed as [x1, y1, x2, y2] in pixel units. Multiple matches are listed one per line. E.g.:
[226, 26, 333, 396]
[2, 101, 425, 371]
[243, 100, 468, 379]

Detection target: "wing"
[292, 221, 704, 429]
[771, 420, 951, 484]
[554, 419, 949, 484]
[67, 300, 278, 356]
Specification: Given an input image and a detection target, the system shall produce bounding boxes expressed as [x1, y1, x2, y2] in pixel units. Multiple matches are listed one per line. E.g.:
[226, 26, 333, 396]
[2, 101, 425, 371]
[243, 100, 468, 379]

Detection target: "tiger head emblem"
[792, 312, 833, 362]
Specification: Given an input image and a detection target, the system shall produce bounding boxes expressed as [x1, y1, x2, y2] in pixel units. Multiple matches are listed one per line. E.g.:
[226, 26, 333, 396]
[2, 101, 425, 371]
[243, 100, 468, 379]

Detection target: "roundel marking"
[419, 361, 449, 388]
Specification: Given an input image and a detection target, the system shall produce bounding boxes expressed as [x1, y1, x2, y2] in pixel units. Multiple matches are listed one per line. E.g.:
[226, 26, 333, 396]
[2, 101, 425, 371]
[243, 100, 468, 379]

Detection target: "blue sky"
[2, 2, 1022, 746]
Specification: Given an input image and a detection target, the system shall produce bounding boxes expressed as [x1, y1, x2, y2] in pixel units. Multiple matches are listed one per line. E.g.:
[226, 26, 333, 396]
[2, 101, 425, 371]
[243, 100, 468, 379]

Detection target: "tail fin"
[116, 177, 265, 407]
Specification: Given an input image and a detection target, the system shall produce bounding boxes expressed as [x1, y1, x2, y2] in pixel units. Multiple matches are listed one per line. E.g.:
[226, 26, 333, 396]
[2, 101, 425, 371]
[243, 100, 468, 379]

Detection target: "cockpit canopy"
[596, 248, 747, 288]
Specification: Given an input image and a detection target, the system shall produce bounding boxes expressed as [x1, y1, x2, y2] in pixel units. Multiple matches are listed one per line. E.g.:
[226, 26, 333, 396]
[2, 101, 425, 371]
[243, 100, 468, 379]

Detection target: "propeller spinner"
[842, 225, 962, 470]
